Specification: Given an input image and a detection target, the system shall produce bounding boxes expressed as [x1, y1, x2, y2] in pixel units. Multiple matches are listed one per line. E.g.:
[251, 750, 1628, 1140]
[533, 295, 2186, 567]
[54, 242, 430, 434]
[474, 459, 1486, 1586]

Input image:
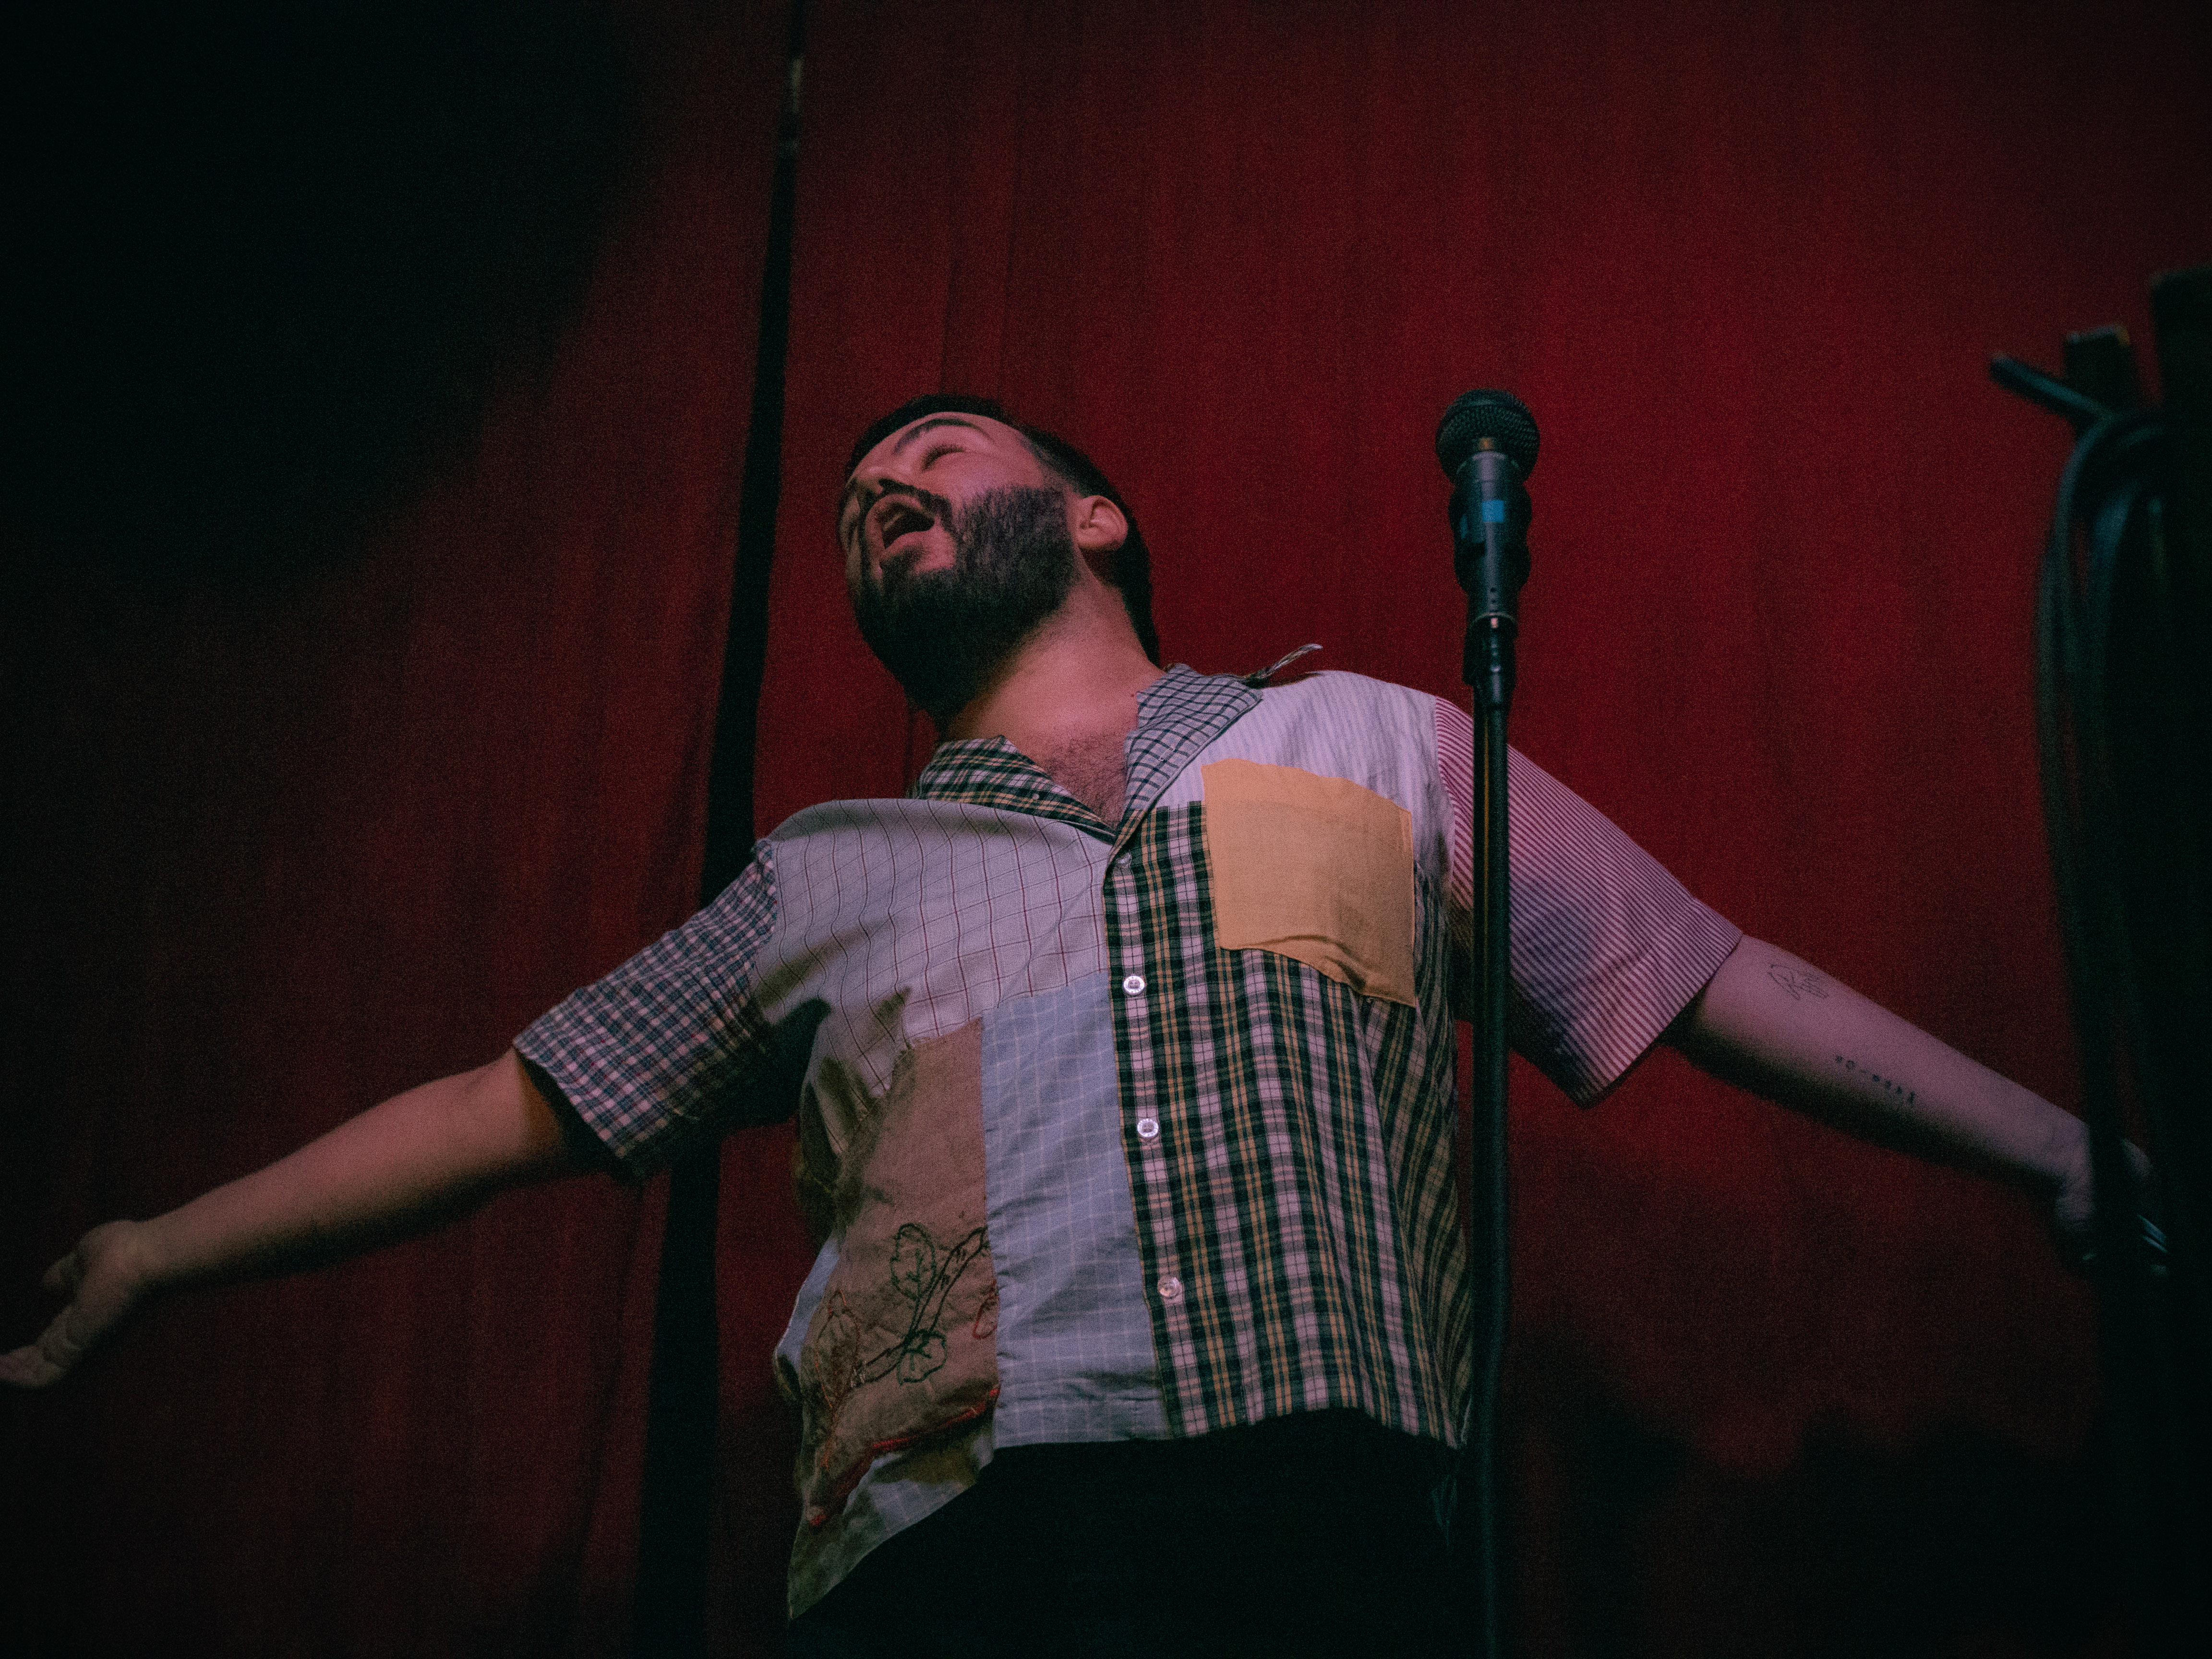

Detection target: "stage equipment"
[1991, 264, 2212, 1659]
[1435, 388, 1539, 1659]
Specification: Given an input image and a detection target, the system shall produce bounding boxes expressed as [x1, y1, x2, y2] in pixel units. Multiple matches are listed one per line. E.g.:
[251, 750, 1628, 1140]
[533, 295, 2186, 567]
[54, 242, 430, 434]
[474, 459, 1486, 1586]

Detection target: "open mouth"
[873, 498, 936, 558]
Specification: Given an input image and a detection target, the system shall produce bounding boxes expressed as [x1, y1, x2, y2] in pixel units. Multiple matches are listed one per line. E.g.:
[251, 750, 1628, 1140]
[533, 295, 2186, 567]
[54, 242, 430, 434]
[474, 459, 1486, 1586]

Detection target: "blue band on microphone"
[1481, 499, 1507, 524]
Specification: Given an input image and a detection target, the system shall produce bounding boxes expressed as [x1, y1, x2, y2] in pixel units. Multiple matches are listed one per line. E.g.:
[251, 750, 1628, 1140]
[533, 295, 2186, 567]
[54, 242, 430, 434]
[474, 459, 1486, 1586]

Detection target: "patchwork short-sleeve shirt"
[516, 666, 1740, 1613]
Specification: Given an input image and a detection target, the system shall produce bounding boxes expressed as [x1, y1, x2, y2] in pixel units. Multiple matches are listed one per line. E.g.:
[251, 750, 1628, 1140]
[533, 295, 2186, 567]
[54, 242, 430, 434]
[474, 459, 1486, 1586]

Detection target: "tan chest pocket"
[1201, 759, 1418, 1008]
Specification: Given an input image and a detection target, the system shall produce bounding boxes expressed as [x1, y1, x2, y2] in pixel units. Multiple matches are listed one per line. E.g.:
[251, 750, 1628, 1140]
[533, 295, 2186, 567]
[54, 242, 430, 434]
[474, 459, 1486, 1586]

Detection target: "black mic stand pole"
[1437, 391, 1538, 1659]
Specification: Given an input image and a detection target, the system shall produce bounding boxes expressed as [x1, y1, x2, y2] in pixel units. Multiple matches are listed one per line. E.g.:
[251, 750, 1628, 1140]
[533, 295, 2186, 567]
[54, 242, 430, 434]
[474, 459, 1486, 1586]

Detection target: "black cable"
[2032, 406, 2210, 1655]
[2033, 414, 2160, 1277]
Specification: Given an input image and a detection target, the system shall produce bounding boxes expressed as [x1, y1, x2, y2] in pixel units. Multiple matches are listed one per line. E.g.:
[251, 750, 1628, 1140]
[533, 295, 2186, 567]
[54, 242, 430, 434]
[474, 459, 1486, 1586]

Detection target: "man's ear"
[1071, 494, 1128, 576]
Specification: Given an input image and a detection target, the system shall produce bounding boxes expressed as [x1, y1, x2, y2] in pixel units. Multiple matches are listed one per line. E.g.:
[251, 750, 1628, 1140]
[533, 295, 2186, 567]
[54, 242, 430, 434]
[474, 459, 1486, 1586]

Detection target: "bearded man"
[4, 395, 2101, 1657]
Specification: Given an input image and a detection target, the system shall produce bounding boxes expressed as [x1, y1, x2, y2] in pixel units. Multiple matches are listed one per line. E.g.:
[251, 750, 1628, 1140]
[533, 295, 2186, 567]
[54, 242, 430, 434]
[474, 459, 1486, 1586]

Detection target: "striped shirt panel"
[1433, 699, 1743, 1103]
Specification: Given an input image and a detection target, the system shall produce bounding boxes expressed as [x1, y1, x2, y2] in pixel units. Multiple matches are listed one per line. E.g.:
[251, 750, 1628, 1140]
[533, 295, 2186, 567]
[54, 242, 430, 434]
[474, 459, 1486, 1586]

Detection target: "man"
[4, 395, 2097, 1655]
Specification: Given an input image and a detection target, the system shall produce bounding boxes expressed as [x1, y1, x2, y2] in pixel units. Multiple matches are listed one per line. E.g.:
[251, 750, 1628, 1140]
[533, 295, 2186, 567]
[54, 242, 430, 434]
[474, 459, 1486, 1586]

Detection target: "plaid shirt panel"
[911, 742, 1109, 836]
[1106, 802, 1466, 1441]
[1098, 670, 1476, 1443]
[515, 847, 782, 1171]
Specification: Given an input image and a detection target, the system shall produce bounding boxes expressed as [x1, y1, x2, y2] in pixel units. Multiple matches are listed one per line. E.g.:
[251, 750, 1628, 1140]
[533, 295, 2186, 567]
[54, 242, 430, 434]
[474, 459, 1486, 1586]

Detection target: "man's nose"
[855, 450, 930, 495]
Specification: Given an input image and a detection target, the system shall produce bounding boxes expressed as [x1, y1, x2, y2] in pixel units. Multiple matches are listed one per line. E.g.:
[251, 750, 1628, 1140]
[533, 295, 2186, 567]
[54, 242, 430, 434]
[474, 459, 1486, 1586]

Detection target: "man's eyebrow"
[838, 417, 993, 517]
[890, 415, 988, 455]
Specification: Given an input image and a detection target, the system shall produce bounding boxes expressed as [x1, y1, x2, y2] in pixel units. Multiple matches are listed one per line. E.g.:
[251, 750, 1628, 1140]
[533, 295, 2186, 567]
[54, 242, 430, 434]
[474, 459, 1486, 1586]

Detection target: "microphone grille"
[1435, 389, 1540, 480]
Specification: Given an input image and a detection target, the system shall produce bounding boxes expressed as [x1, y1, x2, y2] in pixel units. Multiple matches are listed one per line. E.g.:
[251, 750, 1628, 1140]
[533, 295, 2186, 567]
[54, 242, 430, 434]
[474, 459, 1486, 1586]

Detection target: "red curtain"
[6, 1, 2208, 1655]
[740, 0, 2209, 1652]
[0, 2, 787, 1652]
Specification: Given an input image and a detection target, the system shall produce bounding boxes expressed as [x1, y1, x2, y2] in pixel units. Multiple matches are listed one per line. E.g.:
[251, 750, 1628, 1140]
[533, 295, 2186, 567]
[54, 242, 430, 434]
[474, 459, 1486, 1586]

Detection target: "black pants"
[783, 1411, 1458, 1658]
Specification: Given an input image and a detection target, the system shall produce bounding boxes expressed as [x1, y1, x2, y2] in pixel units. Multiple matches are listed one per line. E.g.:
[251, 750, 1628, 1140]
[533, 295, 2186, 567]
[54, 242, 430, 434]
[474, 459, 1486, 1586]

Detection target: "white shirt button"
[1121, 974, 1146, 996]
[1157, 1276, 1183, 1302]
[1136, 1117, 1160, 1141]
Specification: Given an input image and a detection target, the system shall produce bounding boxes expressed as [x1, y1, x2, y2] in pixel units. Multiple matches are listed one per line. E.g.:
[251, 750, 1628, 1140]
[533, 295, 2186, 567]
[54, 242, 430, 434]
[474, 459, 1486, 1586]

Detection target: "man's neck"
[941, 586, 1163, 816]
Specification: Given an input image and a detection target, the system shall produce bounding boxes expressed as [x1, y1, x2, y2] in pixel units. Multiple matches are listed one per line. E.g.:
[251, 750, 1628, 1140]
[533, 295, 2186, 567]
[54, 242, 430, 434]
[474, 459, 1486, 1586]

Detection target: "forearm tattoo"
[1833, 1055, 1917, 1106]
[1767, 962, 1829, 1001]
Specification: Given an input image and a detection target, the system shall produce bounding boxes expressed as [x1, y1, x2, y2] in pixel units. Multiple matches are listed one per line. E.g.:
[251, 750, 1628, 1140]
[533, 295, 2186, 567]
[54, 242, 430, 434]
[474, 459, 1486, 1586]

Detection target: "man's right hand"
[1, 1052, 590, 1389]
[1, 1220, 155, 1388]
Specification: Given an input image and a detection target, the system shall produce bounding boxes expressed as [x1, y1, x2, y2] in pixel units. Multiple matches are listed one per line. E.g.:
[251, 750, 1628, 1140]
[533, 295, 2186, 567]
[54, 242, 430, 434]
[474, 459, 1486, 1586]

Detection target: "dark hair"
[846, 393, 1158, 663]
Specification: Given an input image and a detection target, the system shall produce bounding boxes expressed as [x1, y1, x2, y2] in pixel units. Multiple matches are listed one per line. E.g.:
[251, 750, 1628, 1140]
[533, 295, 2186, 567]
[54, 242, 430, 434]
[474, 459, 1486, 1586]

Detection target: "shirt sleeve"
[514, 845, 789, 1175]
[1434, 697, 1741, 1104]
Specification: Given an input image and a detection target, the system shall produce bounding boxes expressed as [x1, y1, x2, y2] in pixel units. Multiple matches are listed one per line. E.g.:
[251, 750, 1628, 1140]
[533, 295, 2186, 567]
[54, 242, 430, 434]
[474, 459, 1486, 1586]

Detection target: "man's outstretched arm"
[1668, 935, 2096, 1238]
[0, 1051, 591, 1388]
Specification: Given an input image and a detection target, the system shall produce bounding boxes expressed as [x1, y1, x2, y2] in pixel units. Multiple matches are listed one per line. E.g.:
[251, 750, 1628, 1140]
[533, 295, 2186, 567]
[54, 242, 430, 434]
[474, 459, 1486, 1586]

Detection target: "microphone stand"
[1443, 417, 1534, 1659]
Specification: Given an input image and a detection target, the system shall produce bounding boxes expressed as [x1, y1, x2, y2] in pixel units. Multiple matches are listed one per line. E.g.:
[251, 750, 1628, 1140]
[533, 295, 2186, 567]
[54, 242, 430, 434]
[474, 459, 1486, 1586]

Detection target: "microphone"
[1435, 389, 1539, 713]
[1435, 388, 1541, 1659]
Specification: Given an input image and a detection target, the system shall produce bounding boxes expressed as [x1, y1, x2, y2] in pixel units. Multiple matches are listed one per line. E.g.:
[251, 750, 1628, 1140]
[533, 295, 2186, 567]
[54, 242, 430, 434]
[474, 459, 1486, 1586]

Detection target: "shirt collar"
[909, 664, 1262, 841]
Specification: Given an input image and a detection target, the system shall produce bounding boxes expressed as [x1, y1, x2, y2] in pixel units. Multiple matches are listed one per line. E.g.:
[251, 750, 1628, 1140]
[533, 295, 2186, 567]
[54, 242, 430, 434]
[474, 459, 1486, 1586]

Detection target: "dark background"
[3, 0, 2206, 1652]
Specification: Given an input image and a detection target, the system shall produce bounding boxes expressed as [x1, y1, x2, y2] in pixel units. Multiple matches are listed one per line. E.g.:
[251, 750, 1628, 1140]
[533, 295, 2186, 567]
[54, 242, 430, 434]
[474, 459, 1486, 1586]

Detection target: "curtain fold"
[0, 3, 788, 1652]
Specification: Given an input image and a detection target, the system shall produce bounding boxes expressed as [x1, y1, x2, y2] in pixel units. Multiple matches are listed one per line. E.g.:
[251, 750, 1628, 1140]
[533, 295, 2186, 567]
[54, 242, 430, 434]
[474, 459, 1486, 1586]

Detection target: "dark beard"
[852, 484, 1077, 725]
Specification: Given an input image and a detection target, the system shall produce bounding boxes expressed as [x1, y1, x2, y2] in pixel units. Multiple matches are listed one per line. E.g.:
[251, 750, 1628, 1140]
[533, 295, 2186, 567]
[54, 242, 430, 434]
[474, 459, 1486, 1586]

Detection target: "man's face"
[839, 414, 1055, 591]
[841, 414, 1080, 724]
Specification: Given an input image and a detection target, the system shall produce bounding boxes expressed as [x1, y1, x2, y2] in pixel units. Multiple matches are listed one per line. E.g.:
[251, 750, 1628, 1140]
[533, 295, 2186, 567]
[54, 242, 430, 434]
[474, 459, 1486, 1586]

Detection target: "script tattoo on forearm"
[1767, 962, 1829, 1002]
[1833, 1055, 1917, 1106]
